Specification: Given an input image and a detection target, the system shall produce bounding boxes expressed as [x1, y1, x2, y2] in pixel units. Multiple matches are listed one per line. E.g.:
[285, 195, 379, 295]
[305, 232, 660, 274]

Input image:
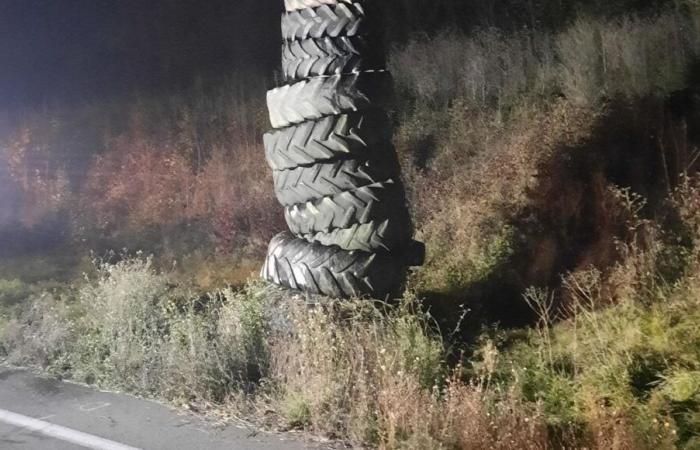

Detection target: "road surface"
[0, 367, 322, 449]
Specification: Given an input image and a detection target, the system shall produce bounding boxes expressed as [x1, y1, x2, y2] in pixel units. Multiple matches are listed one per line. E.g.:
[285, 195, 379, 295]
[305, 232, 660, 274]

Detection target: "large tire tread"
[284, 180, 410, 235]
[284, 0, 354, 12]
[282, 35, 384, 81]
[273, 156, 399, 207]
[302, 219, 411, 252]
[263, 111, 391, 171]
[261, 231, 404, 298]
[267, 72, 391, 129]
[262, 0, 421, 299]
[281, 3, 368, 41]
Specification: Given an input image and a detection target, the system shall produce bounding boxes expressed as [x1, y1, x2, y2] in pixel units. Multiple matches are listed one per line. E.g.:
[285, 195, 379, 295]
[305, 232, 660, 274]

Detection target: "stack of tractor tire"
[261, 0, 424, 299]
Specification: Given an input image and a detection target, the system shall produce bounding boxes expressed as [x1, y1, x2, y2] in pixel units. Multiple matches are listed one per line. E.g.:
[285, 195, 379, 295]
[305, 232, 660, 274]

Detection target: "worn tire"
[284, 0, 354, 12]
[301, 219, 411, 252]
[267, 72, 391, 129]
[282, 35, 384, 82]
[285, 179, 410, 232]
[261, 231, 404, 298]
[263, 111, 391, 171]
[273, 156, 399, 207]
[281, 3, 369, 42]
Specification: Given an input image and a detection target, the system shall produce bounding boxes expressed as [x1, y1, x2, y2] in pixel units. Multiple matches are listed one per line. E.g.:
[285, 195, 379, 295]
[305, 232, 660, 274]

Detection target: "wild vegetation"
[2, 2, 700, 449]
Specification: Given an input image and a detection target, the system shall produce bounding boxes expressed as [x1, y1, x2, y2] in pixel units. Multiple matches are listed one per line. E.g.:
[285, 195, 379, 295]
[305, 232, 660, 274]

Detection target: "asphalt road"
[0, 367, 321, 450]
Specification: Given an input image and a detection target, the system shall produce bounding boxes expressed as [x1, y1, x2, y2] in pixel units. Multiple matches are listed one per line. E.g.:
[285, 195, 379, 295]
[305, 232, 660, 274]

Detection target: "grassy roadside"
[1, 174, 699, 449]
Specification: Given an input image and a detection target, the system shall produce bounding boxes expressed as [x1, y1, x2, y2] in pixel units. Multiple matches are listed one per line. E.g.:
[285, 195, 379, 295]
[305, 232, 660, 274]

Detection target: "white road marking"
[80, 402, 111, 412]
[0, 408, 142, 450]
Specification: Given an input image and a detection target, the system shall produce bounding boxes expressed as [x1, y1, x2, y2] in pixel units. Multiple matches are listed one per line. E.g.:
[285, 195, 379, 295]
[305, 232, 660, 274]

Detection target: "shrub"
[0, 279, 29, 307]
[246, 288, 553, 449]
[391, 11, 699, 109]
[2, 233, 699, 449]
[558, 14, 698, 105]
[390, 29, 557, 109]
[0, 289, 78, 371]
[478, 183, 700, 449]
[73, 254, 174, 390]
[674, 175, 700, 251]
[0, 255, 271, 403]
[0, 257, 549, 448]
[69, 256, 272, 401]
[263, 295, 445, 441]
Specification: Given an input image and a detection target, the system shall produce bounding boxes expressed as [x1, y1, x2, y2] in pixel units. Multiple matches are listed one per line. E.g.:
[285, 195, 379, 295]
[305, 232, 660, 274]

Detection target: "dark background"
[0, 0, 281, 107]
[0, 0, 674, 108]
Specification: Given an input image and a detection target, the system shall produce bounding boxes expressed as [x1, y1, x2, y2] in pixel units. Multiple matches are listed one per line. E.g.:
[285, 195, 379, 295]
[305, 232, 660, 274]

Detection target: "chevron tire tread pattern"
[273, 156, 399, 207]
[301, 218, 411, 252]
[263, 111, 391, 171]
[261, 231, 404, 298]
[281, 3, 367, 42]
[284, 0, 354, 12]
[282, 35, 384, 81]
[267, 72, 391, 129]
[261, 0, 420, 298]
[284, 180, 410, 234]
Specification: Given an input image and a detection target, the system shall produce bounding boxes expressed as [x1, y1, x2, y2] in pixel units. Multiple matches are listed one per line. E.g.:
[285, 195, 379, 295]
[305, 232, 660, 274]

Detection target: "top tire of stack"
[281, 2, 373, 42]
[284, 0, 356, 13]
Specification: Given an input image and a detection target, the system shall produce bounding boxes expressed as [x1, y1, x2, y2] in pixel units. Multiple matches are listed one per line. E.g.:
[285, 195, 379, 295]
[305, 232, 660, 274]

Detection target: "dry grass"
[398, 99, 599, 294]
[1, 170, 699, 448]
[0, 260, 551, 449]
[83, 130, 280, 254]
[2, 195, 698, 448]
[2, 7, 700, 450]
[389, 10, 700, 313]
[0, 76, 282, 261]
[558, 13, 697, 105]
[391, 11, 698, 109]
[391, 29, 557, 109]
[674, 175, 700, 250]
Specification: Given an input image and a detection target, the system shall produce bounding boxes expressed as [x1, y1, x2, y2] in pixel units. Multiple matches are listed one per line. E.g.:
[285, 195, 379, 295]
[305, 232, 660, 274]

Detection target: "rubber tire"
[263, 111, 391, 171]
[284, 178, 411, 231]
[284, 0, 354, 12]
[301, 218, 412, 252]
[273, 156, 399, 207]
[281, 3, 369, 42]
[288, 180, 412, 252]
[267, 72, 391, 129]
[282, 35, 384, 82]
[261, 231, 404, 298]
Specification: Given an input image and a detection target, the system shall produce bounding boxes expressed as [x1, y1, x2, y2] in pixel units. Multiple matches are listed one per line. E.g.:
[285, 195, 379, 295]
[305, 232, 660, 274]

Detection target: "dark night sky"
[0, 0, 675, 108]
[0, 0, 282, 107]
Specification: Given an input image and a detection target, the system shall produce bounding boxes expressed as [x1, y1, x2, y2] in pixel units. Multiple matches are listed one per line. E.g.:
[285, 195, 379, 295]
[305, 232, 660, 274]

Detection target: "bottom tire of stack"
[261, 231, 406, 299]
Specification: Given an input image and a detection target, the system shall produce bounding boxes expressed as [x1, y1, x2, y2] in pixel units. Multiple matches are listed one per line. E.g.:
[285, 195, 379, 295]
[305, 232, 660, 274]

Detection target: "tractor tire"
[273, 156, 399, 207]
[263, 111, 391, 171]
[281, 3, 369, 42]
[267, 72, 391, 129]
[282, 35, 384, 81]
[284, 180, 410, 235]
[301, 219, 411, 252]
[284, 0, 353, 12]
[261, 231, 404, 298]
